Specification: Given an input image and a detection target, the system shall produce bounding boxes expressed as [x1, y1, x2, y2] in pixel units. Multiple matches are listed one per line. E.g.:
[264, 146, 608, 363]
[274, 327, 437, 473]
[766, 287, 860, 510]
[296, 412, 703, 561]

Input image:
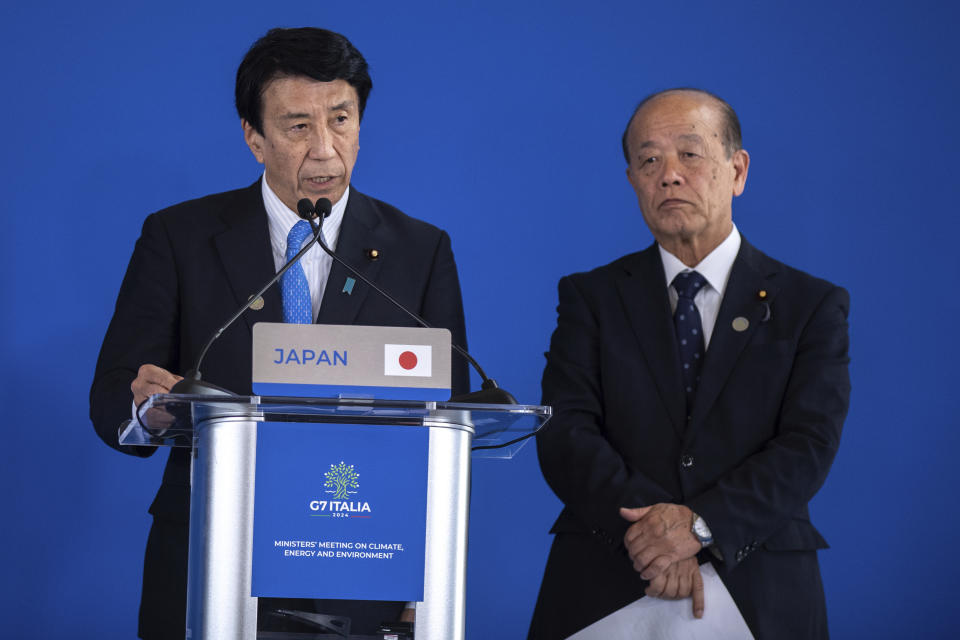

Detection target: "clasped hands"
[620, 503, 705, 618]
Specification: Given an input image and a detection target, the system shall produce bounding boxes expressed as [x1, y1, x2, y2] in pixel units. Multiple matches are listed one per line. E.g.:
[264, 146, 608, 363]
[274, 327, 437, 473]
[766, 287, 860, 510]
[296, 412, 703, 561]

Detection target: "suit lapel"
[686, 239, 780, 435]
[616, 246, 687, 437]
[316, 189, 384, 325]
[212, 180, 283, 330]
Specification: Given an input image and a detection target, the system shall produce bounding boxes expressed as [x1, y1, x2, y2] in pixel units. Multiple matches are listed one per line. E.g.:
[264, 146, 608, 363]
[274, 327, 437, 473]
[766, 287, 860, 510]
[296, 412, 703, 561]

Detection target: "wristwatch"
[691, 512, 714, 547]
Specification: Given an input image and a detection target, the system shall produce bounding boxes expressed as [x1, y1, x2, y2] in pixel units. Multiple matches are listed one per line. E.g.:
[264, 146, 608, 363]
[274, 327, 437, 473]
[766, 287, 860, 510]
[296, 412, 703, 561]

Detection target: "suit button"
[680, 455, 694, 468]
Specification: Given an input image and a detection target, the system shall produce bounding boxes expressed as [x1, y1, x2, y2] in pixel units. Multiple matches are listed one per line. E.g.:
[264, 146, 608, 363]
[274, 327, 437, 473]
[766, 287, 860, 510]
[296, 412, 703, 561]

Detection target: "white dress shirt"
[658, 224, 741, 350]
[262, 175, 348, 321]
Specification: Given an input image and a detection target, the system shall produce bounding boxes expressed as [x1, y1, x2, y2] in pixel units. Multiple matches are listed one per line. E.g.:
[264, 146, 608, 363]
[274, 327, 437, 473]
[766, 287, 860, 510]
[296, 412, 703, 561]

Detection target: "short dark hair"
[235, 27, 373, 135]
[621, 88, 742, 163]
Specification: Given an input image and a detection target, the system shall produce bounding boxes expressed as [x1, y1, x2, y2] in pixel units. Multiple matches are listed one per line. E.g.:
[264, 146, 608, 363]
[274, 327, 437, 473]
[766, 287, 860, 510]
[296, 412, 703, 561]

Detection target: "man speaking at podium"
[90, 27, 469, 639]
[530, 89, 850, 639]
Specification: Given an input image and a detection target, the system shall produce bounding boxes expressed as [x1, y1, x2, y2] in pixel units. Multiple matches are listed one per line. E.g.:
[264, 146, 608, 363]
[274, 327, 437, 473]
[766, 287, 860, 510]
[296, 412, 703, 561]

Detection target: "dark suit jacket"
[529, 239, 850, 640]
[89, 181, 470, 638]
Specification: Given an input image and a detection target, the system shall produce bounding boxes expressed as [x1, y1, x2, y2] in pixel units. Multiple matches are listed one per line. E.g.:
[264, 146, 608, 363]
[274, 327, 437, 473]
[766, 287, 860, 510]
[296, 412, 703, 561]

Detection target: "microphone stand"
[171, 196, 517, 405]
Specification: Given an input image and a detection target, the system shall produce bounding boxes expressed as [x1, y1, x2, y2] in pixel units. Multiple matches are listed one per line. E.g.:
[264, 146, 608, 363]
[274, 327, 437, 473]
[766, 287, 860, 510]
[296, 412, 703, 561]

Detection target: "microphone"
[169, 198, 331, 396]
[296, 199, 516, 404]
[297, 197, 330, 222]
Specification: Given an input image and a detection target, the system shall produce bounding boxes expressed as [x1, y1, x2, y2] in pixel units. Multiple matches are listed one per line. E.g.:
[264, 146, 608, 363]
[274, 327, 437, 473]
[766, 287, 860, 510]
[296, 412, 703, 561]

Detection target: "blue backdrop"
[1, 1, 957, 637]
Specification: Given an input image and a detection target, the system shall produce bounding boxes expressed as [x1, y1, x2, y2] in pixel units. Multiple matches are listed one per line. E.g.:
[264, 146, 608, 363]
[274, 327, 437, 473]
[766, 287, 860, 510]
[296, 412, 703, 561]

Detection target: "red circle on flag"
[398, 351, 418, 370]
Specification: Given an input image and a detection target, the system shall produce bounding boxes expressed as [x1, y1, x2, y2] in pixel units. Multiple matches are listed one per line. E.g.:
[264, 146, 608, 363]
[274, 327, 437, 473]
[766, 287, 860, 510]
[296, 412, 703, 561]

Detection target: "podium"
[122, 393, 549, 640]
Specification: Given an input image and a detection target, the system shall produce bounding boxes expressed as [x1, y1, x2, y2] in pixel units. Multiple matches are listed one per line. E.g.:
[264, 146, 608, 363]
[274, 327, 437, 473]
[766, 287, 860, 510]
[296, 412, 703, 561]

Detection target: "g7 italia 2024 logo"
[308, 461, 372, 518]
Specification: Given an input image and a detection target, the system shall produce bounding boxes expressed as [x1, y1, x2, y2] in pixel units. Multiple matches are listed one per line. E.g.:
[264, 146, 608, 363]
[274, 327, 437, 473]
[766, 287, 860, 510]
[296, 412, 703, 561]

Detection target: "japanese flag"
[384, 344, 432, 377]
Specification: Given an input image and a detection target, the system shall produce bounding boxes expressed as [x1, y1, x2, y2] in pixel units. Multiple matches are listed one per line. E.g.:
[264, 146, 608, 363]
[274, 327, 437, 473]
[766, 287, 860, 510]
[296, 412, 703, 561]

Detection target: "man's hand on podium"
[132, 364, 183, 405]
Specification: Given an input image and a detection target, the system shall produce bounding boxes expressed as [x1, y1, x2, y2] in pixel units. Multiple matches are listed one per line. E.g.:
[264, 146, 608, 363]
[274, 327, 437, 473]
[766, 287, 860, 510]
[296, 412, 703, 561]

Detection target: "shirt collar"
[261, 174, 349, 253]
[659, 224, 741, 297]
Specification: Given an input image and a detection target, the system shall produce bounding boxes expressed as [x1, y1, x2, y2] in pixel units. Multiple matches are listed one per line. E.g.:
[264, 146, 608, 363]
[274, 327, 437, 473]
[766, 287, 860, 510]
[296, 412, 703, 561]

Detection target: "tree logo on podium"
[324, 461, 360, 500]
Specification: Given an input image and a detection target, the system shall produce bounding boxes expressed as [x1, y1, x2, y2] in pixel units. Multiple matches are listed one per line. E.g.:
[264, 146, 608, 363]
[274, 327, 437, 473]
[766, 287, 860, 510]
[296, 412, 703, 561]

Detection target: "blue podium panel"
[251, 421, 429, 601]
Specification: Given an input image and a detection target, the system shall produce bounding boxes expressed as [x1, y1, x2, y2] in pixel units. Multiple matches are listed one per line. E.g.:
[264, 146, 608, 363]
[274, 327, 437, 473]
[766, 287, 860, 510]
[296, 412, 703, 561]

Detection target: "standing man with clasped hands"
[530, 88, 850, 639]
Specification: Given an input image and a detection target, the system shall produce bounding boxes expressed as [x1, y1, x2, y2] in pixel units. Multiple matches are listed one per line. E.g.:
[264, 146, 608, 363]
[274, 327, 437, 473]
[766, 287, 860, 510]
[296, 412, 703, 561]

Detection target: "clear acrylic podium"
[121, 394, 550, 640]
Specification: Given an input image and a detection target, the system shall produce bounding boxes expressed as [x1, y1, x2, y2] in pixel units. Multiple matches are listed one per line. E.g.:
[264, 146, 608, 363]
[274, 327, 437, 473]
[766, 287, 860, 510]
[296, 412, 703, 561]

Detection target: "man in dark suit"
[90, 27, 469, 639]
[529, 89, 849, 639]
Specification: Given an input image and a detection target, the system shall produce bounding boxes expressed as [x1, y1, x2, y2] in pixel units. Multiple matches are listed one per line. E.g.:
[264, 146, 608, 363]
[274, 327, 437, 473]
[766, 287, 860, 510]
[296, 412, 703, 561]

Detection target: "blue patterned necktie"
[672, 271, 707, 414]
[281, 220, 314, 324]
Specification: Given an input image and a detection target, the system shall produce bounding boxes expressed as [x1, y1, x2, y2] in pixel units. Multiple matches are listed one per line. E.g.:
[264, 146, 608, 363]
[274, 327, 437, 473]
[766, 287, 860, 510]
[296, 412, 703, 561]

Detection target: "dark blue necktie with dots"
[281, 220, 314, 324]
[672, 271, 707, 415]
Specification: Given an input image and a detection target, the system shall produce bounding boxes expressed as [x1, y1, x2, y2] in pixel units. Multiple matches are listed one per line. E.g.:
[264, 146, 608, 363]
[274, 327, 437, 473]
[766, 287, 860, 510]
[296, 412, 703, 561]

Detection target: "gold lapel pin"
[248, 295, 265, 311]
[757, 289, 768, 299]
[732, 316, 749, 332]
[365, 248, 380, 261]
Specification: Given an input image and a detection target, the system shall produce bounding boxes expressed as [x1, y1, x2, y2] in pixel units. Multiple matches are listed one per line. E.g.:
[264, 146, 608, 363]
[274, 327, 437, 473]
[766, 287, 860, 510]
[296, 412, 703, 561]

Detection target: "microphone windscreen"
[315, 198, 333, 219]
[296, 199, 316, 220]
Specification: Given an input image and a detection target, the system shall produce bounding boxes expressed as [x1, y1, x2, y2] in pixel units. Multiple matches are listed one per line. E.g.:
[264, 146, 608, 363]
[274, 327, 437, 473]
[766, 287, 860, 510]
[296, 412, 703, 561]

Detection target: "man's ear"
[731, 149, 750, 197]
[242, 119, 265, 164]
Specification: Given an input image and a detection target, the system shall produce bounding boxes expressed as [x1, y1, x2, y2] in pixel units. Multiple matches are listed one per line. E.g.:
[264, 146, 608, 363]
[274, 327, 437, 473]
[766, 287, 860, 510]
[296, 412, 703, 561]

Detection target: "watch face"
[693, 517, 711, 540]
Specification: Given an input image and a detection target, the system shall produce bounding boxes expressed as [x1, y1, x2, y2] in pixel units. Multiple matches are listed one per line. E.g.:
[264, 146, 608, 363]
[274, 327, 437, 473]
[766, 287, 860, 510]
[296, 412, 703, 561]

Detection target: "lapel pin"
[757, 289, 768, 299]
[248, 295, 264, 311]
[342, 276, 356, 295]
[365, 248, 380, 261]
[732, 316, 749, 332]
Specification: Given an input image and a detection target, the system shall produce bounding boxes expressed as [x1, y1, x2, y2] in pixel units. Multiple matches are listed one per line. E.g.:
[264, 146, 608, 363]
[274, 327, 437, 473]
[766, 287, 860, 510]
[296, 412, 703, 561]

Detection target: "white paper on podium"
[567, 562, 754, 640]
